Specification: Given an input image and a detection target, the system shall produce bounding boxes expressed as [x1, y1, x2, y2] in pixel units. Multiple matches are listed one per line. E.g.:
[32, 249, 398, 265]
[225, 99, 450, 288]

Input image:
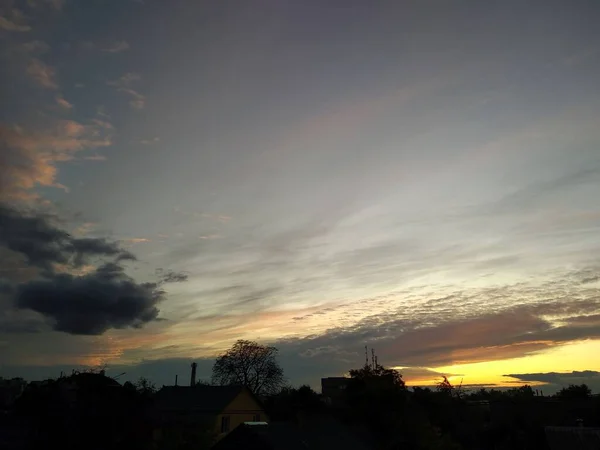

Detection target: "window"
[220, 416, 230, 433]
[253, 414, 261, 422]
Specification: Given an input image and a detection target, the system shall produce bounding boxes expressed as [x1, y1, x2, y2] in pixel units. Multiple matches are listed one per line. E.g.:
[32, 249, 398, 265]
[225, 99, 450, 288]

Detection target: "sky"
[1, 0, 600, 393]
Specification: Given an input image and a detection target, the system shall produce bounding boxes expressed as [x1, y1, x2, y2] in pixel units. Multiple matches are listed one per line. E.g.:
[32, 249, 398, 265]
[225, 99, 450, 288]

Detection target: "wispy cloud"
[140, 137, 159, 145]
[27, 0, 65, 11]
[121, 88, 145, 109]
[199, 234, 221, 240]
[0, 119, 113, 201]
[96, 106, 110, 118]
[0, 14, 31, 32]
[71, 222, 97, 237]
[107, 72, 141, 88]
[107, 73, 146, 109]
[121, 238, 150, 244]
[83, 154, 106, 161]
[91, 119, 113, 130]
[102, 41, 130, 53]
[26, 58, 58, 89]
[55, 95, 73, 109]
[20, 40, 49, 53]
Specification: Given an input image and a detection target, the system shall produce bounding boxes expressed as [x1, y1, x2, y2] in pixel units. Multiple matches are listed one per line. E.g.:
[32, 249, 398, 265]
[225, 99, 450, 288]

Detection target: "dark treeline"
[1, 342, 599, 450]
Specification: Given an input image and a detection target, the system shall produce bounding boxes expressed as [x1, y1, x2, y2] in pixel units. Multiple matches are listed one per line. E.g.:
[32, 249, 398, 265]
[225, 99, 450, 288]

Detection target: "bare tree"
[211, 340, 285, 396]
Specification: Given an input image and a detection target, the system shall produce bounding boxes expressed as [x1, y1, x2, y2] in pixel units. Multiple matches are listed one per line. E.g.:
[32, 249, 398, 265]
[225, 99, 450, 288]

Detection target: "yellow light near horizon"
[433, 339, 600, 387]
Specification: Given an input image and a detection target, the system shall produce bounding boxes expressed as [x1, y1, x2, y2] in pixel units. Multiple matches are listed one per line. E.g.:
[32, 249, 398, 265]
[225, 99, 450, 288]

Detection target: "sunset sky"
[1, 0, 600, 393]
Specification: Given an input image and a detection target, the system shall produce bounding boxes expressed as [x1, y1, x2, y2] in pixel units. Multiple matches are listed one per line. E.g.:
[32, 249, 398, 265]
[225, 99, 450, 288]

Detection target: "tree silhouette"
[211, 339, 285, 396]
[349, 361, 406, 389]
[134, 376, 156, 395]
[436, 376, 454, 396]
[555, 383, 591, 399]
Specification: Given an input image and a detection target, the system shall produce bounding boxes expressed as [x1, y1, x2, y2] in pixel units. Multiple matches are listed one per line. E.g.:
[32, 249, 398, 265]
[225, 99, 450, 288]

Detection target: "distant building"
[320, 377, 349, 407]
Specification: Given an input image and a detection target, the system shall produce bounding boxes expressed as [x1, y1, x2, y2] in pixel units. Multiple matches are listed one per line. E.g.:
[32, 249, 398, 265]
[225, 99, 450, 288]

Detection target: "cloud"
[26, 58, 58, 89]
[107, 73, 145, 109]
[504, 370, 600, 394]
[15, 263, 163, 335]
[20, 40, 49, 53]
[121, 238, 150, 244]
[155, 268, 189, 284]
[102, 41, 130, 53]
[0, 15, 31, 32]
[83, 154, 106, 161]
[0, 204, 135, 272]
[0, 119, 112, 201]
[267, 282, 600, 383]
[121, 88, 145, 109]
[562, 48, 598, 67]
[107, 72, 141, 88]
[55, 95, 73, 109]
[91, 118, 113, 129]
[26, 0, 65, 11]
[0, 205, 168, 336]
[505, 370, 600, 384]
[199, 234, 220, 240]
[581, 275, 600, 284]
[140, 137, 159, 145]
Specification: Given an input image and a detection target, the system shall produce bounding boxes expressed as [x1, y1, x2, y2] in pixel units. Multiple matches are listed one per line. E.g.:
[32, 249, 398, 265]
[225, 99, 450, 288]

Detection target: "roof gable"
[222, 386, 266, 413]
[155, 385, 245, 412]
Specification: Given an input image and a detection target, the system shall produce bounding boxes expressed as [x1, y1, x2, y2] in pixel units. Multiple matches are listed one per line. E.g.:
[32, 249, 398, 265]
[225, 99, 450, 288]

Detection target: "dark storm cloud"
[15, 264, 164, 335]
[0, 204, 188, 335]
[504, 370, 600, 394]
[504, 370, 600, 384]
[0, 316, 45, 333]
[68, 238, 136, 265]
[0, 204, 135, 271]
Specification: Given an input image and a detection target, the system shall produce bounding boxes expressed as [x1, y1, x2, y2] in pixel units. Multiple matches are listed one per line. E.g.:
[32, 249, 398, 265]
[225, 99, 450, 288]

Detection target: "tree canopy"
[556, 383, 592, 399]
[211, 339, 285, 396]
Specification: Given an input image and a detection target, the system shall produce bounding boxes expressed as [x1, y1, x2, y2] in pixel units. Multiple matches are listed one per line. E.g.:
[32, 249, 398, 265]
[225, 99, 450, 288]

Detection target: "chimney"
[190, 362, 197, 387]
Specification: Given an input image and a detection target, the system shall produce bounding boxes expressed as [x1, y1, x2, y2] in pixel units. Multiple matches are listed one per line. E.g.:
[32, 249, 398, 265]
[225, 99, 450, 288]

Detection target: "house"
[153, 384, 268, 440]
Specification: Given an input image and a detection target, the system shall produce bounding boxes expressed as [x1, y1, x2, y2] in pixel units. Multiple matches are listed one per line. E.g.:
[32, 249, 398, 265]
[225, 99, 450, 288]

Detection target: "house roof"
[154, 385, 248, 412]
[67, 372, 121, 388]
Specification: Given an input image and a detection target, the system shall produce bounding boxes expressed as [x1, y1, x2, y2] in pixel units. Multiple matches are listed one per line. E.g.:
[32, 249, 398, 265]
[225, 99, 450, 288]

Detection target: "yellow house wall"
[214, 389, 268, 437]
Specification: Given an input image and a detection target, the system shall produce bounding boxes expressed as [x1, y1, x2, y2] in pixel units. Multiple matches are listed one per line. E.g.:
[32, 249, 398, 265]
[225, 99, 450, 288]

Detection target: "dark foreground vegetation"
[1, 341, 599, 450]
